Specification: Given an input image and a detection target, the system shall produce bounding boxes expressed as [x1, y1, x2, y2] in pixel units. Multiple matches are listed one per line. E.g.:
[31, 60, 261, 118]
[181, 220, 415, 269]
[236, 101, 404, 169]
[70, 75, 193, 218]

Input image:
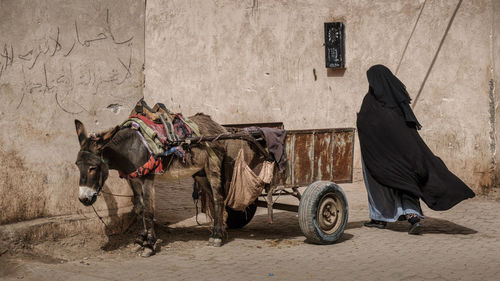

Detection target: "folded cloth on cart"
[244, 126, 287, 172]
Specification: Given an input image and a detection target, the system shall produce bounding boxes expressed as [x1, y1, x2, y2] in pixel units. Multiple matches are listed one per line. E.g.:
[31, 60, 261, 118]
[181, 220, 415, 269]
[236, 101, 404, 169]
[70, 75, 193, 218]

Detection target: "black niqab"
[367, 65, 422, 130]
[357, 65, 474, 211]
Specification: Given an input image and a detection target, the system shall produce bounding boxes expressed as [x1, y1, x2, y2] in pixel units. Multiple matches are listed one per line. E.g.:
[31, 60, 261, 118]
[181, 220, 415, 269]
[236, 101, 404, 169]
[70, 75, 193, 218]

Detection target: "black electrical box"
[324, 22, 345, 69]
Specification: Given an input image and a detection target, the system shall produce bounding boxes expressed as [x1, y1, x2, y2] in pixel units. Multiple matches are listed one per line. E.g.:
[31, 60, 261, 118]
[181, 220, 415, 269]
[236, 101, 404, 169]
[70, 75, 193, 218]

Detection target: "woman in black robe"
[357, 64, 475, 234]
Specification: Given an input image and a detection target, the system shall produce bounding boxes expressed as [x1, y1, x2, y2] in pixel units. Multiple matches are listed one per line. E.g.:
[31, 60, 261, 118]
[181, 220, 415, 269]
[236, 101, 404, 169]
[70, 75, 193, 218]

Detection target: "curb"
[0, 206, 134, 245]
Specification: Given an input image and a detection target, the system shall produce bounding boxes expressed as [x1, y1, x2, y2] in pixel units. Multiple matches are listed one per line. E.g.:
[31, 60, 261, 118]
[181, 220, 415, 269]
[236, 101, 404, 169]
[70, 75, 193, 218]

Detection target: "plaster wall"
[145, 0, 494, 192]
[0, 0, 145, 225]
[0, 0, 496, 229]
[493, 0, 500, 190]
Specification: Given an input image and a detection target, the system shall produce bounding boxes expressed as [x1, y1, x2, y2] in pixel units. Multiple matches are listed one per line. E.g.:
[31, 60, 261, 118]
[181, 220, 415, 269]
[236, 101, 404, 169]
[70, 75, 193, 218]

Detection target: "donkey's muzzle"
[79, 186, 98, 206]
[79, 194, 97, 206]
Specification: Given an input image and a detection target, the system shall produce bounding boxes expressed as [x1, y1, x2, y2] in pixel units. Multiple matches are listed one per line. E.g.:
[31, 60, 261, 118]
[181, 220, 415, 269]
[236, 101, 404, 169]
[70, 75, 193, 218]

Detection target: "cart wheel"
[225, 201, 258, 229]
[298, 181, 348, 244]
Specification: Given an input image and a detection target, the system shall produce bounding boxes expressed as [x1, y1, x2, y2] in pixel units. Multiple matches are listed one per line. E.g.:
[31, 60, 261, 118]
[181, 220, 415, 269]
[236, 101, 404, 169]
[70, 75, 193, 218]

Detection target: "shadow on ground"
[387, 216, 477, 235]
[100, 212, 474, 255]
[346, 217, 477, 235]
[99, 209, 356, 253]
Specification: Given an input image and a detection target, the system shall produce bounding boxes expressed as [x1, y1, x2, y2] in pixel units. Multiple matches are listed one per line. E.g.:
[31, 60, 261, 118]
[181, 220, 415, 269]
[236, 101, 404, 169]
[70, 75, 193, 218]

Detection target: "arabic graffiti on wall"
[0, 9, 141, 115]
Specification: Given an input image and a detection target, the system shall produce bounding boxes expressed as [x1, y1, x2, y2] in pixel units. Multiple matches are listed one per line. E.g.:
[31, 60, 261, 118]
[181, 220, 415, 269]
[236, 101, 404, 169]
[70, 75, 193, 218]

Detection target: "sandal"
[408, 222, 422, 235]
[363, 219, 387, 229]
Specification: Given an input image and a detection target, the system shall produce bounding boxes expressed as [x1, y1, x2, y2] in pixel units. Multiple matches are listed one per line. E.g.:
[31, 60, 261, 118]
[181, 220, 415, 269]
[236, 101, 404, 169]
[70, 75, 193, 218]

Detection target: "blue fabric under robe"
[362, 159, 423, 222]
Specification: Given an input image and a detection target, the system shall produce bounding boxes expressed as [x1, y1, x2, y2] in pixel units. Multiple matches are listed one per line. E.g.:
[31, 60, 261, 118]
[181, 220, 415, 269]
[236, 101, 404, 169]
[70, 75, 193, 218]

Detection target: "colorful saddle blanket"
[118, 99, 199, 179]
[128, 99, 194, 146]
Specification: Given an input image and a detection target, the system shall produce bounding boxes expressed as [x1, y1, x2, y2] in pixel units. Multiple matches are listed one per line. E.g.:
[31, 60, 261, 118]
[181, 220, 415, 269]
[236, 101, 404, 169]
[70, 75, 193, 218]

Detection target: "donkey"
[74, 113, 229, 257]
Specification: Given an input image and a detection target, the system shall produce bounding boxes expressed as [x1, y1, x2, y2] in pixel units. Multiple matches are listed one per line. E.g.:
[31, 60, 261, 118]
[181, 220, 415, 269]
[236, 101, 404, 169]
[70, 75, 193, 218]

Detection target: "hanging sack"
[225, 148, 274, 211]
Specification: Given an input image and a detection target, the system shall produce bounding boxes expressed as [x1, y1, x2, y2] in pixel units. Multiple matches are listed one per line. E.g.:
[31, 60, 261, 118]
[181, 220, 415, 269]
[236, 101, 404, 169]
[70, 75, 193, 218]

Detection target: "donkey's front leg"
[140, 174, 156, 257]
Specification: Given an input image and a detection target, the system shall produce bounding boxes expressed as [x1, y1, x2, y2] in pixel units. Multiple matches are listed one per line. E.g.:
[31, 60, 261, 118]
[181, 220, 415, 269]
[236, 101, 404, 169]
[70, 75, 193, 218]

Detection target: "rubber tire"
[298, 181, 349, 244]
[226, 201, 258, 229]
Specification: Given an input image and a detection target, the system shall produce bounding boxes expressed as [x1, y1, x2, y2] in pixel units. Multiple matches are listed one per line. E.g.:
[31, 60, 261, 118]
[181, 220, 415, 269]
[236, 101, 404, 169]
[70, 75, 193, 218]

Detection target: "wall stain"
[0, 145, 48, 225]
[488, 79, 496, 190]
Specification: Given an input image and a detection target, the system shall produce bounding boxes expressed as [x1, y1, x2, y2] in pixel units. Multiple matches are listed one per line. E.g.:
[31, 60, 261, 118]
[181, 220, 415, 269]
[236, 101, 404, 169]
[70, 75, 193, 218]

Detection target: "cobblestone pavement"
[2, 178, 500, 281]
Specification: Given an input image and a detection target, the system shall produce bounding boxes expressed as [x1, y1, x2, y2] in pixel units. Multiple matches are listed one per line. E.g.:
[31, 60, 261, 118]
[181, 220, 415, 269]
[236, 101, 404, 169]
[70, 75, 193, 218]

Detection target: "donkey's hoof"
[208, 237, 215, 245]
[131, 244, 143, 253]
[141, 247, 155, 257]
[211, 238, 223, 247]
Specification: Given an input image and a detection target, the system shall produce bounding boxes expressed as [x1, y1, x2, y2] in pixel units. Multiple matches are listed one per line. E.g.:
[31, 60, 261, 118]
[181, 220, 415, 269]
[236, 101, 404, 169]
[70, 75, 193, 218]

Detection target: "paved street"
[1, 178, 500, 281]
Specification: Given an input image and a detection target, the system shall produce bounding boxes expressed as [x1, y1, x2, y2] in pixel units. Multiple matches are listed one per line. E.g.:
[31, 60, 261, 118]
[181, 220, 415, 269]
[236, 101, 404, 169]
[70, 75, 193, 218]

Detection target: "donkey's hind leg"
[204, 166, 226, 247]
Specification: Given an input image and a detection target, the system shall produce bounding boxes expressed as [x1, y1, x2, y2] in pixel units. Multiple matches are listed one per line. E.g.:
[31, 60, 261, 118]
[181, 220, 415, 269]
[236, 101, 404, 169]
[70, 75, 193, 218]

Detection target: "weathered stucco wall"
[145, 0, 495, 192]
[0, 0, 145, 225]
[494, 0, 500, 191]
[1, 0, 497, 231]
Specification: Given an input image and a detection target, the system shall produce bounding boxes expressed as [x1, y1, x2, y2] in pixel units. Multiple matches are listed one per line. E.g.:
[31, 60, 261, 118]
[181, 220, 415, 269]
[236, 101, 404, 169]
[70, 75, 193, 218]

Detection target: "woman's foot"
[363, 219, 387, 229]
[408, 222, 422, 235]
[406, 213, 422, 235]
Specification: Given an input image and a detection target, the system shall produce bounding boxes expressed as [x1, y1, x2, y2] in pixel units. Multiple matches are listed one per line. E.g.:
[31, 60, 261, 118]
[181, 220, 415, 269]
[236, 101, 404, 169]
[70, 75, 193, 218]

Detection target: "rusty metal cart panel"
[277, 128, 355, 187]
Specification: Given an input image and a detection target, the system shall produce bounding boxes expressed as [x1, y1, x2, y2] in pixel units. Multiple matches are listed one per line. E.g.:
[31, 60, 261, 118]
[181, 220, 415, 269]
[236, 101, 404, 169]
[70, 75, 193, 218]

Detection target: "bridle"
[77, 150, 108, 196]
[78, 149, 134, 198]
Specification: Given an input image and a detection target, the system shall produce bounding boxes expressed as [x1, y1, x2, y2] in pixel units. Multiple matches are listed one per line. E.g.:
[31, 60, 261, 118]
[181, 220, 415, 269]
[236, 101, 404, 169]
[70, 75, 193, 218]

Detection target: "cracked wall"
[0, 0, 145, 224]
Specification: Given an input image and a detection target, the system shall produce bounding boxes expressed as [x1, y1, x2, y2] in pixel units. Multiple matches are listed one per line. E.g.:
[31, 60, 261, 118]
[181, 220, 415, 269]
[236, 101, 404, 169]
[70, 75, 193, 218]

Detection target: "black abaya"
[357, 65, 475, 211]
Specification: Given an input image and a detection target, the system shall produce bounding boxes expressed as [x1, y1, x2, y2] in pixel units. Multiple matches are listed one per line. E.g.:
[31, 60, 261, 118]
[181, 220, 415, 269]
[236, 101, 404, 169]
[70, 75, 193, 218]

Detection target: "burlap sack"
[225, 148, 274, 211]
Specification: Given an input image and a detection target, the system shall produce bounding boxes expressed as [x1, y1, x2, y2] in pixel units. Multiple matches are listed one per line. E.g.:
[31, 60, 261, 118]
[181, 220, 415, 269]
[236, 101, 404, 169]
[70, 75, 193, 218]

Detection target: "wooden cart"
[223, 123, 355, 244]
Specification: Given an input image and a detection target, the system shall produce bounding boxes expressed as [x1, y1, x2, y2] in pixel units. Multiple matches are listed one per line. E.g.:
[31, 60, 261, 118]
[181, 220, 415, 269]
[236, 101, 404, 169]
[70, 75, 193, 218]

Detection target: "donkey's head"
[74, 120, 117, 206]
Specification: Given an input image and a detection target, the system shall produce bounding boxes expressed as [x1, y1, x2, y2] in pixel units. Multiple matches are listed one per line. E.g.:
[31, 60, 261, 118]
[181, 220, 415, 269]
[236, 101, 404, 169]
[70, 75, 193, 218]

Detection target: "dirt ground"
[1, 178, 500, 281]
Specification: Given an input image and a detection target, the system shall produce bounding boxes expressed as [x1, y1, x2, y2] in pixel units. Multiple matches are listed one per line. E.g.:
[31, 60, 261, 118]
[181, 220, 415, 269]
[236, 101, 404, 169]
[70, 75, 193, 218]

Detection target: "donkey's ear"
[101, 126, 119, 142]
[75, 119, 88, 147]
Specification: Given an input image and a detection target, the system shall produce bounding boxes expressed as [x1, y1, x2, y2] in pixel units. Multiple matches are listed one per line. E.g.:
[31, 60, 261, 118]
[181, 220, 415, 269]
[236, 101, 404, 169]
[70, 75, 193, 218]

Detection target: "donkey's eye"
[88, 166, 97, 173]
